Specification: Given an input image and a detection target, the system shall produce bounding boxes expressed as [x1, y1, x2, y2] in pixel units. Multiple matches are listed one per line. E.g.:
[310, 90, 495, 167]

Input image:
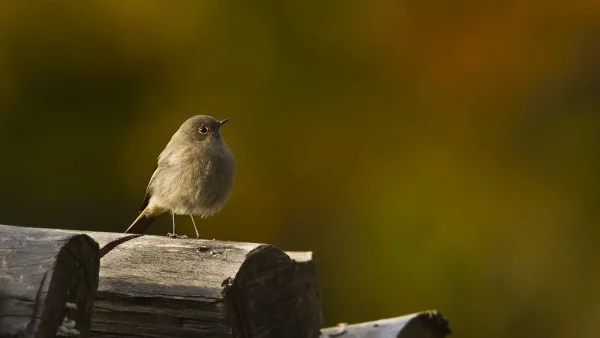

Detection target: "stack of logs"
[0, 224, 451, 338]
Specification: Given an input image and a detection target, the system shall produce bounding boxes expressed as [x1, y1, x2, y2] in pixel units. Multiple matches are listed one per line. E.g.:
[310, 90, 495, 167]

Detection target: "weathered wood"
[286, 251, 322, 332]
[1, 225, 450, 338]
[0, 224, 100, 338]
[84, 232, 321, 338]
[320, 311, 451, 338]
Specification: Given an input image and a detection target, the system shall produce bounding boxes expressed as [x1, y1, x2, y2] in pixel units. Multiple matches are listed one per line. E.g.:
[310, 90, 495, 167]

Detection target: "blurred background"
[0, 1, 599, 337]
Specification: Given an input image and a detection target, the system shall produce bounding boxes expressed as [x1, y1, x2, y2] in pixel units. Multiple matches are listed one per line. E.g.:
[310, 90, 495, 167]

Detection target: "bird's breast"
[185, 146, 235, 216]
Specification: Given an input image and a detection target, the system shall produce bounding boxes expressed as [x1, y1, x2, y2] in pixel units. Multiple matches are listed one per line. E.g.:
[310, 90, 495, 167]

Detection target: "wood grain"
[320, 311, 451, 338]
[84, 232, 321, 338]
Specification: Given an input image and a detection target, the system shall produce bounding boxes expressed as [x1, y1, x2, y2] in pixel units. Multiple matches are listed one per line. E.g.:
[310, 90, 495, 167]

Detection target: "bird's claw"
[167, 233, 188, 239]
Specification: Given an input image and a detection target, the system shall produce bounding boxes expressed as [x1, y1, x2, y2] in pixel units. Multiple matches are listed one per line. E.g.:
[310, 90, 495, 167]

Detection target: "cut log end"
[225, 245, 322, 338]
[398, 310, 452, 338]
[0, 225, 100, 338]
[41, 234, 100, 338]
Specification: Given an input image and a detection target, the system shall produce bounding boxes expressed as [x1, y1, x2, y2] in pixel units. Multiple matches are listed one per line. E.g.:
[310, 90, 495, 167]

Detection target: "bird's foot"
[167, 233, 188, 239]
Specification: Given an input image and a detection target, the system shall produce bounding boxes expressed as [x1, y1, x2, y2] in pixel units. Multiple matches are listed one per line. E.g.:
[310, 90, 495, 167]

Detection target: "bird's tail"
[124, 208, 157, 234]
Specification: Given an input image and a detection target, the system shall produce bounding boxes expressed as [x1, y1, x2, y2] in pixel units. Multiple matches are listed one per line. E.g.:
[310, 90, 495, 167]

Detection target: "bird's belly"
[159, 163, 233, 217]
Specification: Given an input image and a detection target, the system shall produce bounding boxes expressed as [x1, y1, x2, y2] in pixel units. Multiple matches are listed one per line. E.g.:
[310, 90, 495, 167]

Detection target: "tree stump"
[0, 224, 100, 338]
[85, 232, 322, 338]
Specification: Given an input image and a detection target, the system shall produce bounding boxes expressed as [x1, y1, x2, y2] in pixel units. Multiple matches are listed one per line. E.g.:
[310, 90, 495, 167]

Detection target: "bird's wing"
[139, 145, 171, 211]
[140, 165, 158, 211]
[140, 140, 185, 211]
[158, 138, 191, 166]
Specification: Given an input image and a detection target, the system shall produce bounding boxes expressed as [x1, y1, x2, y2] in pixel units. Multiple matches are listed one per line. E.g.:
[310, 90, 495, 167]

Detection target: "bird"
[124, 115, 235, 238]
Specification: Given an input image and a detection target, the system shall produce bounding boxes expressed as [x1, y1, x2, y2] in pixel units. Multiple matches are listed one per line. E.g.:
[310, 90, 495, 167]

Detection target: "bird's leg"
[190, 215, 200, 239]
[167, 214, 188, 239]
[167, 213, 179, 238]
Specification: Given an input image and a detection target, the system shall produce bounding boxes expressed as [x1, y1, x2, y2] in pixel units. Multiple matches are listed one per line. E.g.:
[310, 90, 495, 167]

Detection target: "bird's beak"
[218, 118, 230, 128]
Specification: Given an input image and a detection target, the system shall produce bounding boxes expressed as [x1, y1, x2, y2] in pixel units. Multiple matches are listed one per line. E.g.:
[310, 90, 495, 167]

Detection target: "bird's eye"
[199, 126, 209, 134]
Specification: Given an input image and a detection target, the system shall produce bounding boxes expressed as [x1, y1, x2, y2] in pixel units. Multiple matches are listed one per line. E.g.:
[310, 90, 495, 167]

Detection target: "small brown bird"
[125, 115, 235, 238]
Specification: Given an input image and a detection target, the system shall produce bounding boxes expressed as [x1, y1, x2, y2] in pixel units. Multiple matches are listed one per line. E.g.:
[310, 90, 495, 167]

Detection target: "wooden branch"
[0, 224, 100, 338]
[320, 311, 451, 338]
[84, 232, 322, 338]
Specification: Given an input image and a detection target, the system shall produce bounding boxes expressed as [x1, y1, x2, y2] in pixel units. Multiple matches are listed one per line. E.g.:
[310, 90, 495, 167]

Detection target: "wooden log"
[320, 310, 451, 338]
[0, 224, 100, 338]
[1, 225, 448, 338]
[84, 232, 322, 338]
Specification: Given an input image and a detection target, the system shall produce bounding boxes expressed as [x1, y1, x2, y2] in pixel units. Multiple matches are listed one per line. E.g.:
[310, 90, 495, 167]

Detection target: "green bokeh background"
[1, 2, 599, 337]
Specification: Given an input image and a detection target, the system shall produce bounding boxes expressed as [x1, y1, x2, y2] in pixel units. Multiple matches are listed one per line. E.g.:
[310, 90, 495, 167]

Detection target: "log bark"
[84, 232, 321, 338]
[320, 311, 451, 338]
[0, 224, 100, 338]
